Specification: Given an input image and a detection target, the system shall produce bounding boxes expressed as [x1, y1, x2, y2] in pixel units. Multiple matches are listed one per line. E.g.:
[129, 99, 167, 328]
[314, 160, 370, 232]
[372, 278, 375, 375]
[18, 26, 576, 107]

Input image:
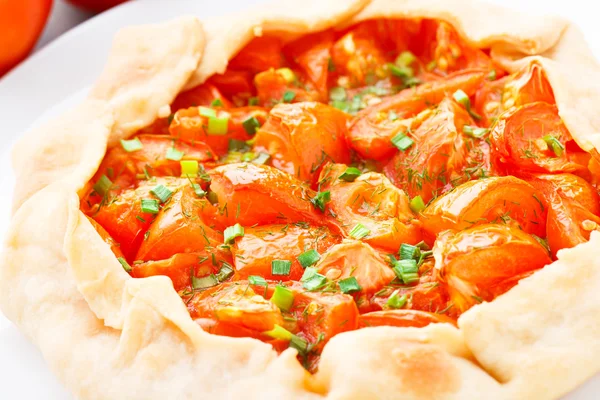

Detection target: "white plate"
[0, 0, 599, 398]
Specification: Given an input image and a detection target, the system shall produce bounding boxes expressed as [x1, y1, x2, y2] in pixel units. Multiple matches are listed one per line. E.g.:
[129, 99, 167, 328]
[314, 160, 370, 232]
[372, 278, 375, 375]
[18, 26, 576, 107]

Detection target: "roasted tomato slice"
[171, 83, 233, 112]
[434, 224, 551, 314]
[359, 309, 455, 329]
[86, 135, 216, 197]
[89, 178, 183, 261]
[169, 106, 269, 156]
[349, 69, 487, 160]
[207, 163, 341, 232]
[473, 76, 509, 127]
[87, 216, 125, 259]
[229, 36, 284, 74]
[318, 163, 421, 250]
[489, 102, 590, 176]
[135, 184, 227, 262]
[383, 97, 490, 203]
[253, 102, 350, 183]
[232, 224, 340, 281]
[254, 68, 320, 107]
[524, 173, 600, 216]
[546, 194, 600, 258]
[419, 176, 547, 241]
[314, 241, 396, 296]
[502, 60, 555, 109]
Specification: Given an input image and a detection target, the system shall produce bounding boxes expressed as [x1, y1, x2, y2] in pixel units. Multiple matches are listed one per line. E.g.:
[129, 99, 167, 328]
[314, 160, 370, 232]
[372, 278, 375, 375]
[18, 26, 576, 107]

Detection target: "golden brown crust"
[2, 1, 600, 399]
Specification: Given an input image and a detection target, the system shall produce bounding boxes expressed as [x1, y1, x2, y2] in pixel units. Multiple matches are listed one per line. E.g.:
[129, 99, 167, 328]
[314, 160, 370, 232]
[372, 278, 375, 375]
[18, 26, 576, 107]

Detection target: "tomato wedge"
[359, 309, 455, 329]
[420, 176, 546, 241]
[171, 83, 233, 112]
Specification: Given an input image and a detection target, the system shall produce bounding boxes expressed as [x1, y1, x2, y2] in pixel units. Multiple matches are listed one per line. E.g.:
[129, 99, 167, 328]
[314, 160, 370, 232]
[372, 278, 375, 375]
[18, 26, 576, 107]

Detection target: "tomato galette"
[3, 1, 600, 399]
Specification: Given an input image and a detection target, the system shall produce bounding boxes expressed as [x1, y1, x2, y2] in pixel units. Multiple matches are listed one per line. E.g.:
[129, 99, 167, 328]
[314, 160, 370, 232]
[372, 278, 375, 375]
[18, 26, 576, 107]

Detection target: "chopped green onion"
[463, 125, 489, 139]
[487, 70, 497, 81]
[387, 290, 407, 309]
[192, 183, 206, 198]
[150, 184, 173, 203]
[332, 100, 349, 112]
[215, 263, 234, 282]
[391, 133, 414, 151]
[249, 275, 268, 286]
[282, 90, 296, 103]
[409, 196, 426, 213]
[207, 191, 218, 204]
[389, 64, 413, 78]
[395, 51, 416, 67]
[289, 334, 309, 355]
[224, 223, 244, 244]
[338, 276, 361, 294]
[271, 285, 295, 311]
[329, 87, 347, 101]
[399, 243, 421, 261]
[542, 135, 565, 157]
[426, 60, 437, 71]
[180, 160, 199, 177]
[311, 190, 331, 212]
[140, 199, 160, 214]
[192, 274, 218, 289]
[242, 116, 260, 135]
[393, 259, 420, 284]
[453, 89, 481, 121]
[248, 97, 259, 106]
[271, 260, 292, 276]
[207, 116, 229, 135]
[117, 257, 132, 273]
[264, 324, 293, 340]
[297, 249, 321, 268]
[199, 106, 217, 118]
[328, 57, 336, 72]
[349, 223, 370, 239]
[228, 139, 249, 152]
[338, 167, 362, 182]
[300, 267, 318, 282]
[120, 137, 143, 152]
[276, 68, 296, 83]
[302, 272, 327, 291]
[388, 111, 398, 121]
[252, 152, 270, 165]
[166, 147, 184, 161]
[210, 99, 223, 107]
[93, 175, 112, 197]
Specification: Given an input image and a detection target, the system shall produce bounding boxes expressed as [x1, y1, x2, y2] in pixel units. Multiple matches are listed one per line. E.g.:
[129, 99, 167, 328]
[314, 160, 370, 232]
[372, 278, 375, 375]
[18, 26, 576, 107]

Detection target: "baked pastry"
[3, 0, 600, 398]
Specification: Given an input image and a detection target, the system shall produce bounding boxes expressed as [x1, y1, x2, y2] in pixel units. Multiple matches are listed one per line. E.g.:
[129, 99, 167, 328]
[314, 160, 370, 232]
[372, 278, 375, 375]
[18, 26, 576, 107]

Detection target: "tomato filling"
[81, 17, 598, 372]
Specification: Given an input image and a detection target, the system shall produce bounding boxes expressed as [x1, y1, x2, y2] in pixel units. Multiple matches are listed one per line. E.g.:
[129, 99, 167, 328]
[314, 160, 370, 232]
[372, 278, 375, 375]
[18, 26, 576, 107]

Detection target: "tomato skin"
[315, 241, 396, 296]
[546, 194, 600, 258]
[490, 102, 590, 176]
[169, 106, 268, 156]
[136, 185, 226, 262]
[253, 102, 350, 183]
[473, 76, 509, 127]
[359, 309, 455, 329]
[229, 36, 284, 74]
[132, 252, 224, 291]
[171, 83, 233, 112]
[383, 97, 489, 203]
[420, 176, 547, 242]
[232, 224, 340, 281]
[86, 216, 125, 259]
[207, 69, 254, 99]
[207, 163, 341, 232]
[318, 163, 422, 251]
[523, 173, 600, 216]
[502, 61, 554, 109]
[349, 69, 487, 161]
[434, 224, 551, 314]
[254, 69, 320, 107]
[67, 0, 127, 12]
[0, 0, 52, 76]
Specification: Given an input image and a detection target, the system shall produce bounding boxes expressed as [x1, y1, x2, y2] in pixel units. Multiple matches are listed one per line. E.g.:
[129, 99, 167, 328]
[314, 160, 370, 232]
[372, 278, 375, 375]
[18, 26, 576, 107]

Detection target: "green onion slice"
[140, 199, 160, 214]
[264, 324, 293, 341]
[271, 285, 295, 311]
[224, 223, 244, 244]
[297, 249, 321, 268]
[117, 257, 132, 273]
[271, 260, 292, 276]
[150, 184, 173, 203]
[199, 106, 217, 118]
[242, 116, 260, 135]
[542, 135, 565, 157]
[409, 196, 426, 213]
[387, 290, 407, 309]
[399, 243, 421, 261]
[302, 273, 327, 291]
[349, 223, 370, 240]
[393, 259, 420, 284]
[248, 275, 268, 286]
[180, 160, 199, 177]
[166, 147, 184, 161]
[300, 267, 318, 282]
[120, 137, 143, 152]
[215, 263, 234, 282]
[338, 167, 362, 182]
[453, 89, 481, 121]
[395, 51, 416, 67]
[282, 90, 296, 103]
[329, 87, 347, 101]
[463, 125, 489, 139]
[210, 99, 223, 107]
[338, 276, 361, 294]
[93, 175, 112, 197]
[391, 133, 414, 151]
[311, 191, 331, 212]
[192, 274, 218, 289]
[207, 116, 229, 135]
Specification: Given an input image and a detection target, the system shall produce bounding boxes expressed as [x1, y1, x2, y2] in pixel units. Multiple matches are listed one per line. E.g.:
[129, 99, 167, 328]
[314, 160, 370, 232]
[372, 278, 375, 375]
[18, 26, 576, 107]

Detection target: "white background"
[0, 0, 599, 398]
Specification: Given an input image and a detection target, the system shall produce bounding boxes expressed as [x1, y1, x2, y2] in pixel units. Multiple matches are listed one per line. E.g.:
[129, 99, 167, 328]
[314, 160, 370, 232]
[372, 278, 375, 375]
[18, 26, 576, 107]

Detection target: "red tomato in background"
[67, 0, 128, 12]
[0, 0, 53, 76]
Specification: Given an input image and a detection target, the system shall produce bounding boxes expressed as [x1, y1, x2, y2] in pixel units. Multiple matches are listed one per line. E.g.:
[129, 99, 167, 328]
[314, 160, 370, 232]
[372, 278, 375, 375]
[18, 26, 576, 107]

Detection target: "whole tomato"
[67, 0, 128, 12]
[0, 0, 53, 76]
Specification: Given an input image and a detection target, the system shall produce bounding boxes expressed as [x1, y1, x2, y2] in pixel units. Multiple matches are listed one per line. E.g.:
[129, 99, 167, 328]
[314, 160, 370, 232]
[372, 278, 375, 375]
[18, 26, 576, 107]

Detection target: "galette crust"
[2, 0, 600, 399]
